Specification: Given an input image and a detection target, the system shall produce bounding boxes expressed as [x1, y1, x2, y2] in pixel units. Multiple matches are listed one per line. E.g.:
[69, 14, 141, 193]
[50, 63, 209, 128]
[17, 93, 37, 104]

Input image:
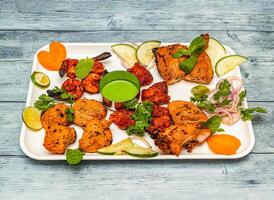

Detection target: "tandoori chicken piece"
[73, 98, 107, 127]
[44, 125, 76, 154]
[128, 63, 153, 86]
[153, 44, 187, 85]
[59, 59, 78, 78]
[141, 82, 170, 105]
[79, 119, 112, 153]
[62, 78, 84, 99]
[41, 103, 69, 130]
[82, 73, 101, 94]
[109, 109, 135, 130]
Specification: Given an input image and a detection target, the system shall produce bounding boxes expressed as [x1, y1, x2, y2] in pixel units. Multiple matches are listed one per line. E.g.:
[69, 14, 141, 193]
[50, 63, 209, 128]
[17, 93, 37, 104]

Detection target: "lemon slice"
[31, 71, 50, 88]
[215, 55, 248, 76]
[22, 106, 42, 131]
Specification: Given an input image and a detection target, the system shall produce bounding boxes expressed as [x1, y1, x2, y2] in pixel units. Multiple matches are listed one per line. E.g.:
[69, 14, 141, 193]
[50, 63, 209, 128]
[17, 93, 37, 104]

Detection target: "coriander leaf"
[48, 86, 75, 104]
[123, 98, 138, 110]
[34, 94, 55, 112]
[76, 58, 94, 79]
[220, 99, 232, 106]
[188, 36, 206, 55]
[190, 95, 215, 112]
[179, 54, 197, 74]
[213, 80, 231, 102]
[66, 108, 74, 123]
[66, 149, 85, 165]
[238, 90, 246, 107]
[172, 48, 191, 58]
[202, 116, 222, 133]
[240, 107, 267, 121]
[217, 128, 225, 132]
[127, 120, 149, 136]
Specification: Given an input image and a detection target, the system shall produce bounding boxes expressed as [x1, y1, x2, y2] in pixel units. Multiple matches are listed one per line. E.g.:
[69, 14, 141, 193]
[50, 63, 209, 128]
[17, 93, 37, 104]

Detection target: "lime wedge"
[191, 85, 210, 97]
[126, 144, 158, 158]
[205, 37, 226, 68]
[31, 71, 50, 88]
[97, 138, 134, 155]
[136, 40, 161, 66]
[111, 44, 137, 68]
[22, 106, 42, 131]
[215, 55, 248, 76]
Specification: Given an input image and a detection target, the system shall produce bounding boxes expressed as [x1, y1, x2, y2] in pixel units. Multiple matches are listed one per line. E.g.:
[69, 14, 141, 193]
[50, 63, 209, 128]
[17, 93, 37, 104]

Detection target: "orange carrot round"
[37, 41, 66, 71]
[207, 134, 241, 155]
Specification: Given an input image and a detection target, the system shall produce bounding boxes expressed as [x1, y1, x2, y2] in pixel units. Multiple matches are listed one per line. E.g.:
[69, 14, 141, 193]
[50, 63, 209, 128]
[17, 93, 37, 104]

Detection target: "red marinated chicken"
[109, 109, 135, 130]
[128, 63, 153, 86]
[61, 78, 84, 99]
[141, 82, 170, 105]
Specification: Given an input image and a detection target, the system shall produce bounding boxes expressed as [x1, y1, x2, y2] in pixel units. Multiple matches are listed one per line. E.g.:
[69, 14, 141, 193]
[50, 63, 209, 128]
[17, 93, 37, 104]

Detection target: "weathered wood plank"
[0, 102, 272, 156]
[0, 0, 274, 31]
[0, 30, 274, 101]
[0, 154, 274, 200]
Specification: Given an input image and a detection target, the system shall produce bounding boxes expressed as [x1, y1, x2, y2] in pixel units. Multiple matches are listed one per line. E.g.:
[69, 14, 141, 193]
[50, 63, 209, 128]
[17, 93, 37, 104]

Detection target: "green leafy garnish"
[238, 90, 246, 107]
[240, 107, 267, 121]
[66, 149, 85, 165]
[66, 107, 74, 123]
[213, 80, 231, 103]
[179, 55, 198, 74]
[188, 36, 206, 55]
[123, 98, 138, 110]
[172, 48, 191, 58]
[76, 58, 94, 79]
[190, 95, 215, 112]
[127, 101, 153, 136]
[202, 116, 222, 133]
[52, 86, 75, 103]
[34, 94, 55, 112]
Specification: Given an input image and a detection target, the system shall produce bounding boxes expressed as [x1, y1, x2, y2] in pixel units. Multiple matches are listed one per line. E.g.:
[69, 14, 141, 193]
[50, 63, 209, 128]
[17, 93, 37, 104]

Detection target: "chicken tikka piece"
[73, 98, 107, 127]
[79, 119, 112, 153]
[153, 33, 213, 85]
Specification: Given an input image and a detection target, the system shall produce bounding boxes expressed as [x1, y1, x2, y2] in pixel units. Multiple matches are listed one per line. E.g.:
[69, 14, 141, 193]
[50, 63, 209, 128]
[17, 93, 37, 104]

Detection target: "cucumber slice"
[111, 44, 138, 68]
[126, 144, 158, 158]
[22, 106, 42, 131]
[205, 37, 226, 68]
[31, 71, 50, 88]
[97, 138, 133, 155]
[136, 40, 161, 66]
[215, 55, 248, 76]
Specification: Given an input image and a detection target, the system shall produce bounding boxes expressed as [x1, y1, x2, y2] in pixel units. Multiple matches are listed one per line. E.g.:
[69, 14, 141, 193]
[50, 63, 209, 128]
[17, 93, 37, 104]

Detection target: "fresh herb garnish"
[190, 95, 215, 112]
[179, 55, 198, 74]
[66, 149, 85, 165]
[126, 101, 153, 136]
[66, 107, 74, 123]
[240, 107, 267, 121]
[76, 58, 94, 79]
[172, 35, 206, 74]
[34, 94, 55, 112]
[213, 80, 231, 103]
[123, 98, 138, 110]
[202, 116, 222, 133]
[50, 86, 75, 103]
[238, 90, 246, 107]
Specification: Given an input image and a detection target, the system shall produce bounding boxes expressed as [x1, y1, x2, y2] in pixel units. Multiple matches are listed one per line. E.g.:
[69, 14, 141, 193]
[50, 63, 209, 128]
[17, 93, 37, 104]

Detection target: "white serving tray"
[20, 43, 255, 160]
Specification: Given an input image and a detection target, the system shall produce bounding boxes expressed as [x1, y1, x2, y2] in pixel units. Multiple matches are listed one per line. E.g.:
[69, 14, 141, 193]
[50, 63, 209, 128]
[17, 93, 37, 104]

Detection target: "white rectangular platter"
[20, 43, 255, 160]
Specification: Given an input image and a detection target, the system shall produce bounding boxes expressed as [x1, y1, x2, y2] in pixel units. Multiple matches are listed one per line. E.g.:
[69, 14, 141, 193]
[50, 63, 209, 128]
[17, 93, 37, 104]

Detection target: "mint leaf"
[179, 55, 198, 74]
[240, 107, 267, 121]
[66, 149, 85, 165]
[65, 107, 74, 123]
[76, 58, 94, 79]
[188, 36, 206, 55]
[172, 48, 191, 58]
[202, 116, 222, 133]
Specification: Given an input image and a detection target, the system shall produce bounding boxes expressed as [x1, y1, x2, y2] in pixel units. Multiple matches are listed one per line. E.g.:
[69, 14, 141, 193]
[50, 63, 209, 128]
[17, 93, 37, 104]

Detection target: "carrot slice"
[37, 41, 66, 71]
[207, 134, 241, 155]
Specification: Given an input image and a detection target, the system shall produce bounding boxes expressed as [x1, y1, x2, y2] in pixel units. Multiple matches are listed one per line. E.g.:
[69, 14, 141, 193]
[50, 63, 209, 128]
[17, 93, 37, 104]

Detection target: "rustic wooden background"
[0, 0, 273, 199]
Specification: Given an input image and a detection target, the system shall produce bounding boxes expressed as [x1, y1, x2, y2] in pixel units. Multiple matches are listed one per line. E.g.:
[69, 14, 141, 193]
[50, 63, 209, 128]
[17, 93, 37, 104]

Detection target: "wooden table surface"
[0, 0, 274, 199]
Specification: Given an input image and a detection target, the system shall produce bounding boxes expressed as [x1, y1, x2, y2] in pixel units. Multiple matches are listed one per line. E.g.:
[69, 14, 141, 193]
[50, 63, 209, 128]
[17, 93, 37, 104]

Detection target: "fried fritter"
[141, 82, 170, 105]
[73, 98, 107, 127]
[44, 125, 76, 154]
[128, 63, 153, 86]
[79, 119, 112, 153]
[168, 100, 208, 125]
[153, 44, 187, 85]
[109, 109, 135, 130]
[41, 103, 69, 130]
